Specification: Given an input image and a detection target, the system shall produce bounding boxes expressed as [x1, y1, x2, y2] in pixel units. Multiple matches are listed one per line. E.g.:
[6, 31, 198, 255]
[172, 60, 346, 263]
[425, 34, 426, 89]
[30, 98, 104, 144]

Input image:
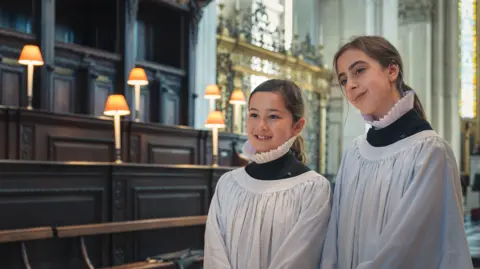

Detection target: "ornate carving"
[398, 0, 435, 24]
[112, 179, 126, 265]
[20, 125, 33, 160]
[302, 91, 321, 171]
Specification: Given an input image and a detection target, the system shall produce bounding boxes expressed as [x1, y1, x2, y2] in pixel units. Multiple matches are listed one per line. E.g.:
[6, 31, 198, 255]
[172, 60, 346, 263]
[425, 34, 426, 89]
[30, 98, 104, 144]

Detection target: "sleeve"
[354, 144, 473, 269]
[203, 177, 232, 269]
[319, 170, 343, 269]
[267, 177, 332, 269]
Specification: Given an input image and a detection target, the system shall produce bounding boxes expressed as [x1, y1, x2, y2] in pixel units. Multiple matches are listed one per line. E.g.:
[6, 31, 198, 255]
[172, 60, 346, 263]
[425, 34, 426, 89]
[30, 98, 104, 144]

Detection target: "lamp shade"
[104, 94, 131, 116]
[204, 84, 221, 99]
[18, 45, 44, 66]
[127, 67, 148, 86]
[229, 89, 246, 105]
[205, 111, 225, 128]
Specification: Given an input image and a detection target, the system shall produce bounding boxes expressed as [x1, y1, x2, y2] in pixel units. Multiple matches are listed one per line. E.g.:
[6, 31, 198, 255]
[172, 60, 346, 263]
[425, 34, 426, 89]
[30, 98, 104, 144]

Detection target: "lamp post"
[205, 110, 225, 166]
[18, 45, 44, 110]
[127, 67, 148, 122]
[104, 94, 130, 163]
[229, 89, 246, 133]
[204, 84, 221, 112]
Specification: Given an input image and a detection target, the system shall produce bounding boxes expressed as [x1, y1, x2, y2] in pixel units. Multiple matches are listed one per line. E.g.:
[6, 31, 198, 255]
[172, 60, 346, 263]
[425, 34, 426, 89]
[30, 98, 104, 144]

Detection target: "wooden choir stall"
[0, 0, 250, 268]
[0, 0, 333, 268]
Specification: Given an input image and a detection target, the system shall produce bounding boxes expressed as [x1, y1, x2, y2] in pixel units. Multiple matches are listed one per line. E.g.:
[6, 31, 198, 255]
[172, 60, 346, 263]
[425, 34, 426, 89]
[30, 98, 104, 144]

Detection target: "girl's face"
[246, 91, 305, 153]
[336, 49, 401, 119]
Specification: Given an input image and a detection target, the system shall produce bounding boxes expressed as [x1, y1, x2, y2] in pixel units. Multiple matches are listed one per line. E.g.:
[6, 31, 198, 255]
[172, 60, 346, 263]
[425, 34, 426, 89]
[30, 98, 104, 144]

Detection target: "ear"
[292, 118, 305, 136]
[387, 64, 399, 82]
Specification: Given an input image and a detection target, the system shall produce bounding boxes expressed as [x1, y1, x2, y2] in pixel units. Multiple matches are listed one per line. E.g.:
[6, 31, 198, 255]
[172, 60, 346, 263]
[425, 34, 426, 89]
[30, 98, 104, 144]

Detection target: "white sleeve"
[204, 179, 232, 269]
[354, 145, 473, 269]
[267, 177, 332, 269]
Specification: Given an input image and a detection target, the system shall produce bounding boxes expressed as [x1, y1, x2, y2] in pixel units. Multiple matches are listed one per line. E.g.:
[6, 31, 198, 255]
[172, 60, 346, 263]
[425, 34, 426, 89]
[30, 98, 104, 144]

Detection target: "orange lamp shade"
[229, 89, 246, 105]
[204, 84, 221, 99]
[18, 45, 44, 66]
[127, 67, 148, 86]
[205, 111, 225, 128]
[104, 94, 131, 116]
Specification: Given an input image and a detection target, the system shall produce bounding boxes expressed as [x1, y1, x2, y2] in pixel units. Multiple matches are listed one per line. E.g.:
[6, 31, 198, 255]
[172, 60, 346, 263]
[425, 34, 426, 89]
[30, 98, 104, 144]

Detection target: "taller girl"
[321, 36, 473, 268]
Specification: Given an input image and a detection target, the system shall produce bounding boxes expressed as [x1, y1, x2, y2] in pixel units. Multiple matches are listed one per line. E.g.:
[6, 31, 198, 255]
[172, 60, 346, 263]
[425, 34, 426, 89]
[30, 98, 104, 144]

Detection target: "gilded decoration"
[216, 1, 333, 171]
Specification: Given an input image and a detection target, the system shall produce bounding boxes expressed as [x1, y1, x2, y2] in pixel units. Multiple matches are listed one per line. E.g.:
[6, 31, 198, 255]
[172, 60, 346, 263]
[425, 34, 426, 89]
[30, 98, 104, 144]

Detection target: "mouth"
[255, 135, 272, 141]
[354, 91, 367, 102]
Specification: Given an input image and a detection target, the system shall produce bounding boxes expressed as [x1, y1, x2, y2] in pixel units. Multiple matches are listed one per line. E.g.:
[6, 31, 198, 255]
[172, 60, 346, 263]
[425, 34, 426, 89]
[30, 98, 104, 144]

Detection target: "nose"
[345, 80, 358, 93]
[258, 118, 268, 131]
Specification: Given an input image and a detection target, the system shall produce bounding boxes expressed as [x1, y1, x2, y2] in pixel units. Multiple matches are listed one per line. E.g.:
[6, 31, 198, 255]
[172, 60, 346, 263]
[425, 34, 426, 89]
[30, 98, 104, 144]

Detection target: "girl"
[321, 36, 473, 269]
[204, 79, 331, 269]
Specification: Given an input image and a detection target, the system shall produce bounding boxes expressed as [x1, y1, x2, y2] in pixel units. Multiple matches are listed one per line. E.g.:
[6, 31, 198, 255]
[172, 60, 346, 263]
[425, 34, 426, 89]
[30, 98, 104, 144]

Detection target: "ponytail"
[291, 135, 307, 164]
[397, 73, 427, 121]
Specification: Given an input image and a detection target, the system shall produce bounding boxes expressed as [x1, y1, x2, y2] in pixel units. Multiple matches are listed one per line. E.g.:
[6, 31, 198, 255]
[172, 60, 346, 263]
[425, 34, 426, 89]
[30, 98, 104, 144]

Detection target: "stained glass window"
[459, 0, 477, 119]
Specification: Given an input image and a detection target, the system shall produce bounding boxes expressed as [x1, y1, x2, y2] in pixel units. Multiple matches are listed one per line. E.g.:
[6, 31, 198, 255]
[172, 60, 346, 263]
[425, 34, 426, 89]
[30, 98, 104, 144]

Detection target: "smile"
[255, 135, 272, 141]
[354, 91, 367, 102]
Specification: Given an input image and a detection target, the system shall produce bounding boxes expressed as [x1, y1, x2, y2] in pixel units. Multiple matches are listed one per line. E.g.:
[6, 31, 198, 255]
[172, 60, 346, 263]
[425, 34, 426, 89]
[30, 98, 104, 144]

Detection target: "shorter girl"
[204, 79, 331, 269]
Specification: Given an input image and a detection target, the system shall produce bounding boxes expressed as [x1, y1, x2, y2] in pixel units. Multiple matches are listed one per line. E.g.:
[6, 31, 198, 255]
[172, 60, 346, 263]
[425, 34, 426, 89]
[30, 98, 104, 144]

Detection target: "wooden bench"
[0, 216, 206, 269]
[55, 215, 207, 269]
[0, 226, 54, 269]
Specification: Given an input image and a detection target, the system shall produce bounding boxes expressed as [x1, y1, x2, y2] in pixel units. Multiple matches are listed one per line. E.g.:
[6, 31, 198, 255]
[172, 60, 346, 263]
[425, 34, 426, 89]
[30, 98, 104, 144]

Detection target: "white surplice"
[204, 168, 331, 269]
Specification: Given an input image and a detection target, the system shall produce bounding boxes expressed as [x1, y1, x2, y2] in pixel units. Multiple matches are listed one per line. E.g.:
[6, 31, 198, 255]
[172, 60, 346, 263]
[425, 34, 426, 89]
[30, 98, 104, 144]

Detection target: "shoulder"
[213, 168, 243, 193]
[297, 171, 332, 200]
[412, 134, 458, 167]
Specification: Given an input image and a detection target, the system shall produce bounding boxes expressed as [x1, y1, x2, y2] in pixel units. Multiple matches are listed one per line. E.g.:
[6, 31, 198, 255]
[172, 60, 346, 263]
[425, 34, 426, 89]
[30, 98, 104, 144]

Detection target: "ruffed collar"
[242, 136, 297, 164]
[362, 90, 415, 129]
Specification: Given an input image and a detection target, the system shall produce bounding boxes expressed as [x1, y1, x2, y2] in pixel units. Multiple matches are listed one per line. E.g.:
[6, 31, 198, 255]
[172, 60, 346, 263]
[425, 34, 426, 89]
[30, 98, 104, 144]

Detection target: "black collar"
[366, 109, 433, 147]
[245, 151, 311, 180]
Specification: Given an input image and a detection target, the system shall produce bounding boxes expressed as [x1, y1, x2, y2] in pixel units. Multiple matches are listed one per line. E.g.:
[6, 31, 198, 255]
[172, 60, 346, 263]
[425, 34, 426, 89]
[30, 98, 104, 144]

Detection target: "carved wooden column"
[116, 0, 138, 118]
[33, 0, 55, 110]
[319, 93, 328, 175]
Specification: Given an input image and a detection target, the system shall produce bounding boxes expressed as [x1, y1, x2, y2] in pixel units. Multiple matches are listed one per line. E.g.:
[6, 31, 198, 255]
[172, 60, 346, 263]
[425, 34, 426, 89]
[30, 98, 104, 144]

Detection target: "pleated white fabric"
[321, 130, 473, 269]
[204, 168, 331, 269]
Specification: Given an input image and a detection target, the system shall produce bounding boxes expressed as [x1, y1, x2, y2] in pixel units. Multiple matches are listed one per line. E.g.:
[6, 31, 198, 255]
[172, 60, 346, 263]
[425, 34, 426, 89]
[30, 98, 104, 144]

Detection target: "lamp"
[18, 45, 44, 110]
[104, 94, 130, 163]
[127, 67, 148, 122]
[204, 84, 221, 112]
[229, 89, 246, 133]
[205, 110, 225, 166]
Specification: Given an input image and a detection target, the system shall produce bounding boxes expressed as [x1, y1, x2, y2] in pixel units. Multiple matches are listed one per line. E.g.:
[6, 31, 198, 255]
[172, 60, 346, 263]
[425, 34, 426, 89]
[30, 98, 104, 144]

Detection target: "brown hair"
[249, 79, 307, 163]
[333, 35, 426, 120]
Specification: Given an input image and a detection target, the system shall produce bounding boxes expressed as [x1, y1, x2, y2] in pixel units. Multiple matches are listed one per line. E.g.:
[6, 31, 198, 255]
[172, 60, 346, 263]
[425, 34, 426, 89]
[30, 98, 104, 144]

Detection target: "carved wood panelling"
[0, 63, 25, 106]
[0, 162, 110, 268]
[52, 75, 74, 113]
[47, 136, 114, 162]
[93, 80, 113, 116]
[19, 124, 34, 160]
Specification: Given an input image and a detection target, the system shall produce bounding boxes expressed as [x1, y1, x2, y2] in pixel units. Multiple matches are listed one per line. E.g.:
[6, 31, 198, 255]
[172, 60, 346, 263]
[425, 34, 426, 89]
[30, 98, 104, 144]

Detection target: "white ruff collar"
[362, 90, 415, 129]
[241, 136, 297, 164]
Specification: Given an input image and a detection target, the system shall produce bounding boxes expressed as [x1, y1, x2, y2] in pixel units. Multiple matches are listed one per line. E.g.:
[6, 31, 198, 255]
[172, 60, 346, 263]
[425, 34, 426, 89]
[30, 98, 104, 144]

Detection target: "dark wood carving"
[0, 106, 248, 165]
[0, 160, 231, 268]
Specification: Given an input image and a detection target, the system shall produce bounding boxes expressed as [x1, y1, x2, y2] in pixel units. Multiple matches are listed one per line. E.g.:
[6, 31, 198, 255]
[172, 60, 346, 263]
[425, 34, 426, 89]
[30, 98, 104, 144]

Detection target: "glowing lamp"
[18, 45, 44, 109]
[104, 94, 130, 163]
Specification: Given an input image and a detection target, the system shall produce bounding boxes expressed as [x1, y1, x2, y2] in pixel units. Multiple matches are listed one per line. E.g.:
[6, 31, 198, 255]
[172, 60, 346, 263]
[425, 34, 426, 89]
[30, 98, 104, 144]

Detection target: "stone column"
[432, 0, 445, 136]
[319, 94, 329, 174]
[397, 0, 434, 121]
[194, 2, 217, 129]
[445, 0, 462, 167]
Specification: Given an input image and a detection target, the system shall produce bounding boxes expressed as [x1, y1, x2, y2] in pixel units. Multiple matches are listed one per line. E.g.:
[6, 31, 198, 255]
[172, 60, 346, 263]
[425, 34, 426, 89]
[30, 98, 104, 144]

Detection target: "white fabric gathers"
[204, 168, 331, 269]
[321, 130, 473, 269]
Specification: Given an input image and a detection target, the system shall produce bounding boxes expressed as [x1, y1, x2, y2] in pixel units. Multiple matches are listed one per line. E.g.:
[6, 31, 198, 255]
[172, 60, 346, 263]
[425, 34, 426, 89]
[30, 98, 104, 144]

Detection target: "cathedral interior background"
[0, 0, 478, 268]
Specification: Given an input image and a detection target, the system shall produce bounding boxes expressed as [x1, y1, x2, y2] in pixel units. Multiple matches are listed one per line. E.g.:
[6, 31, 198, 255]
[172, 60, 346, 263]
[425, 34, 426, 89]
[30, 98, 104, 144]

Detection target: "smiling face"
[246, 91, 304, 153]
[336, 49, 401, 119]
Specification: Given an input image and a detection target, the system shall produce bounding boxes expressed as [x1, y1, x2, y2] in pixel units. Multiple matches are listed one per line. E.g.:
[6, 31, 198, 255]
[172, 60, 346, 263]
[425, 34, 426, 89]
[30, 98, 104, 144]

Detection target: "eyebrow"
[248, 108, 282, 112]
[337, 60, 368, 80]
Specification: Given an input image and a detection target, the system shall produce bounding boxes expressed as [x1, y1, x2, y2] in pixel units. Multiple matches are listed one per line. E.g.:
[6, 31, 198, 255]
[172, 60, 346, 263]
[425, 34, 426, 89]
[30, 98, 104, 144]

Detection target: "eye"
[339, 79, 347, 86]
[249, 113, 258, 118]
[268, 115, 280, 120]
[355, 67, 365, 74]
